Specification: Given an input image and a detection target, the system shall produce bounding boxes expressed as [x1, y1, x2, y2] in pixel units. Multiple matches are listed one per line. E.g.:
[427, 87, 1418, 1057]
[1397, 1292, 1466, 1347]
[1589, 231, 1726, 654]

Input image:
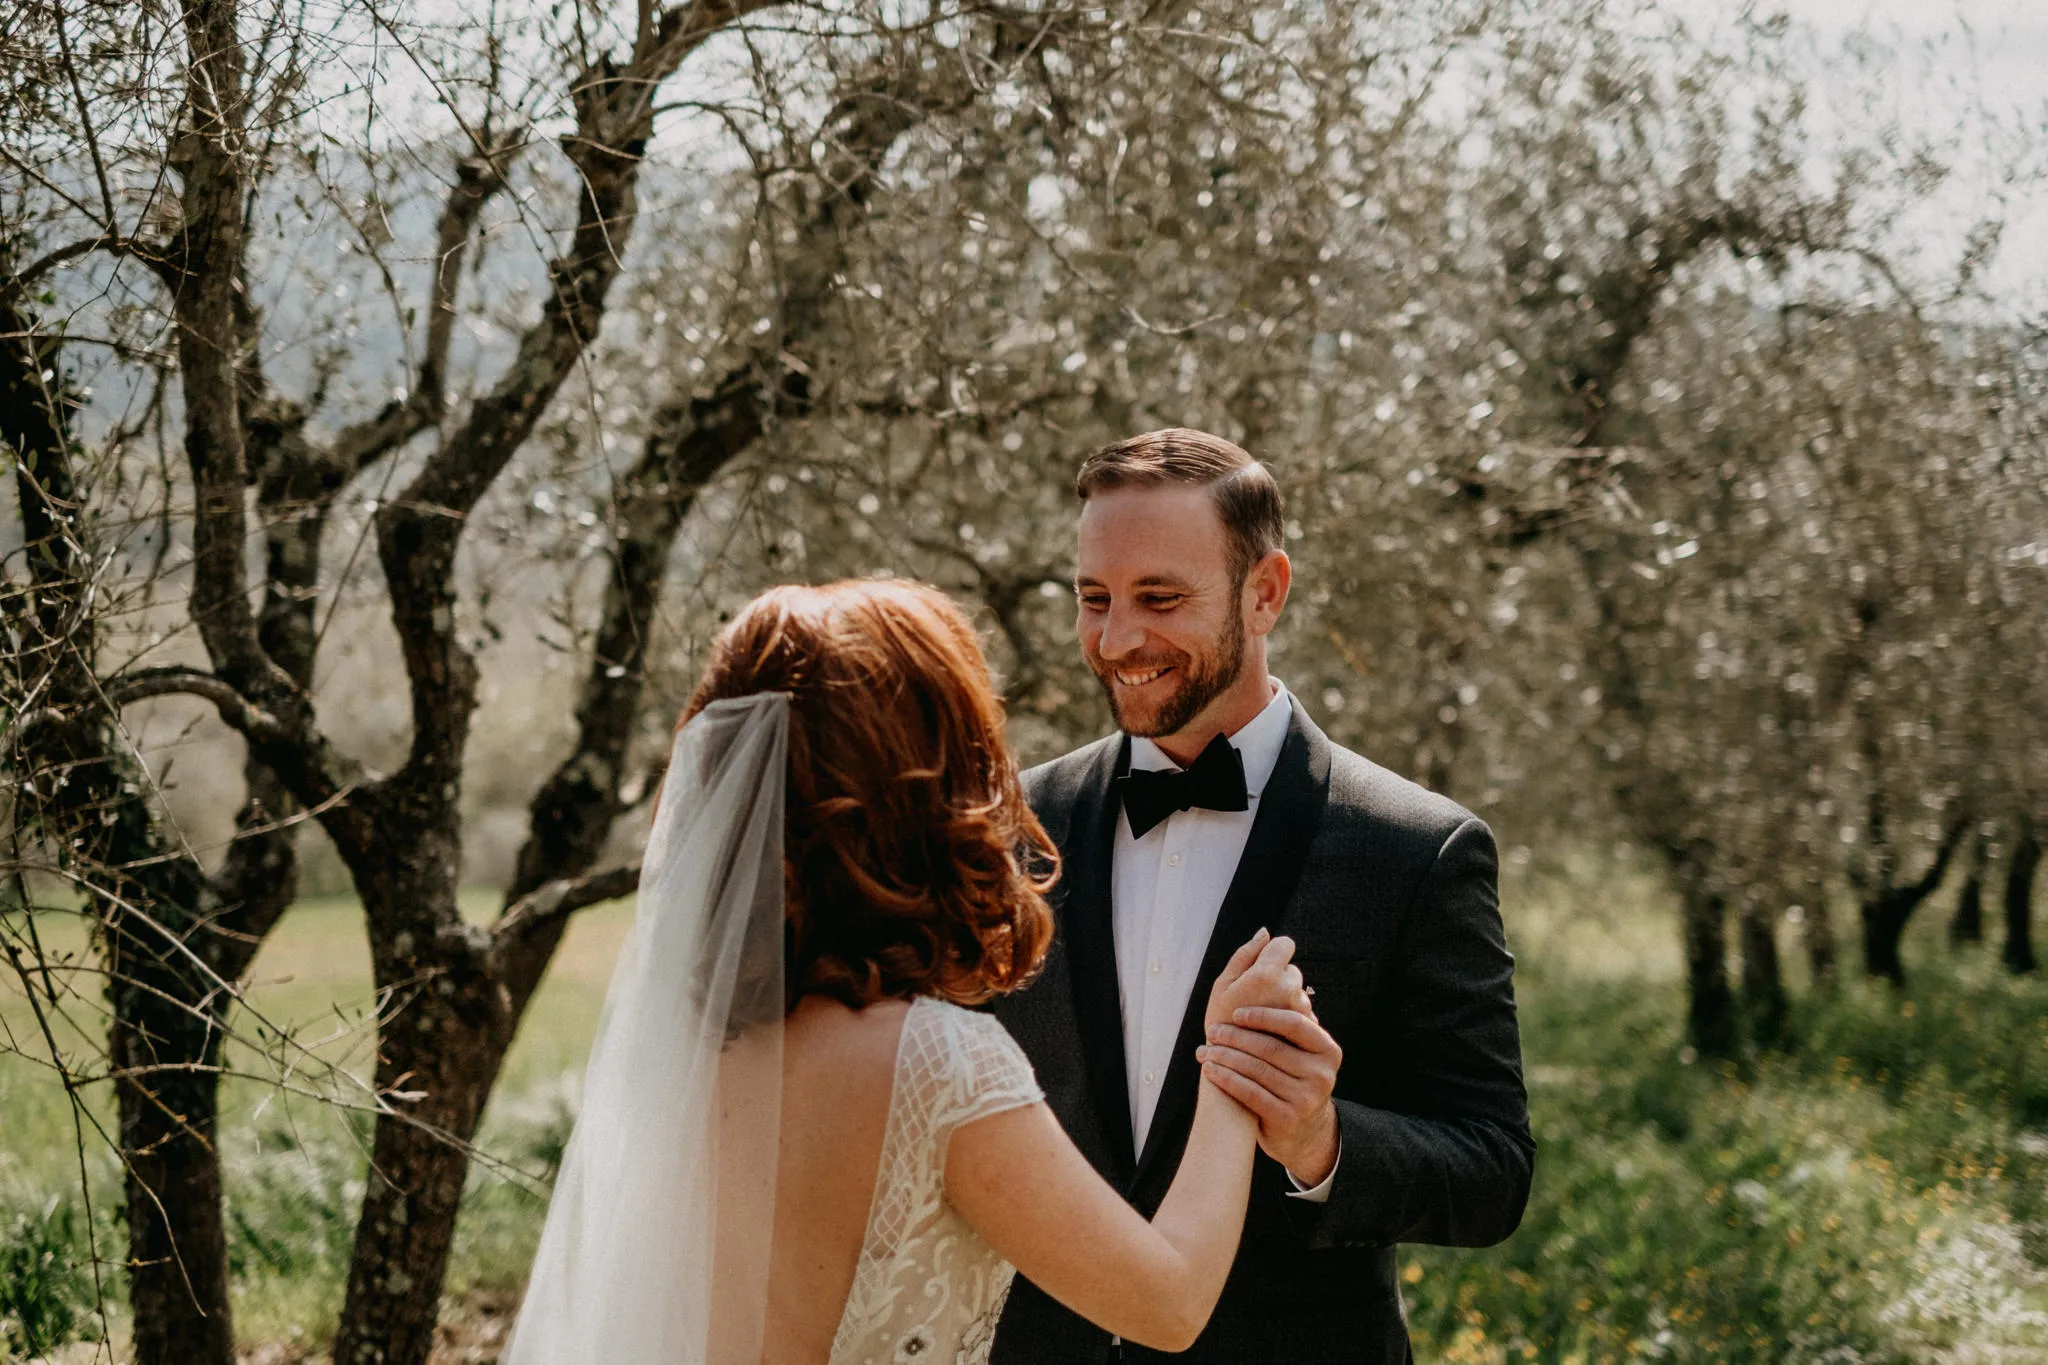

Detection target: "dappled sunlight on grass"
[1500, 849, 1684, 987]
[1403, 950, 2048, 1362]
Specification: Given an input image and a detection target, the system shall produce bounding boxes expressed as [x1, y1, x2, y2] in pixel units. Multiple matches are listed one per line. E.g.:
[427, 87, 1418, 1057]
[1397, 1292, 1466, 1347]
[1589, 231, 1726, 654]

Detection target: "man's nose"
[1097, 602, 1146, 661]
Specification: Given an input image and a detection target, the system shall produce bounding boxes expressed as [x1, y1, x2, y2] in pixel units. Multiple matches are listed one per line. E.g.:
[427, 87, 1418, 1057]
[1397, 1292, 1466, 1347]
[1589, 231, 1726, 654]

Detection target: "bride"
[502, 578, 1309, 1365]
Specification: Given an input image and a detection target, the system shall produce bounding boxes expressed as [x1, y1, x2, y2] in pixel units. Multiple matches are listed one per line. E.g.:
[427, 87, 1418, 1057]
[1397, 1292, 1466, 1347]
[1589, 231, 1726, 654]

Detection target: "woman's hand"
[1196, 929, 1344, 1189]
[1203, 929, 1308, 1032]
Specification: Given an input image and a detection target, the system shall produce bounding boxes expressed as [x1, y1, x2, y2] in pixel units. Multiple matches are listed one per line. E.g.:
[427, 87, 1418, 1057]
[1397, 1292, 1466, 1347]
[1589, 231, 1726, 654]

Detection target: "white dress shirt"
[1112, 680, 1335, 1201]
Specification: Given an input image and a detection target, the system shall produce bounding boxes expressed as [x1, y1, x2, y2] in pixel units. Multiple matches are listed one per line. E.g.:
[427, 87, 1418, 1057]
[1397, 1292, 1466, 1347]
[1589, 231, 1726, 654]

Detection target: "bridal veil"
[503, 691, 789, 1364]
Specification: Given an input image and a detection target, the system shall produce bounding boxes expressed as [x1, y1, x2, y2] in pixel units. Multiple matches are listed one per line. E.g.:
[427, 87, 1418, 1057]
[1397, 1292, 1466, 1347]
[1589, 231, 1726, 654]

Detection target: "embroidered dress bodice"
[826, 995, 1044, 1365]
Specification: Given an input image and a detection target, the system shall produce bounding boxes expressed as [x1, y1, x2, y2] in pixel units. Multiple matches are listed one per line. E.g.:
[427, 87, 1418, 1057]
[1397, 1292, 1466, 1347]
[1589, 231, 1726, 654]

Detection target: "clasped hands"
[1199, 928, 1344, 1189]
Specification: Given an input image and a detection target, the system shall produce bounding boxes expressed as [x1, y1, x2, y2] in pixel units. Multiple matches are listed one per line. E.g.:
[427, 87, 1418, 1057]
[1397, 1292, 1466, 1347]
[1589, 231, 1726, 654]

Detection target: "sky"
[283, 0, 2048, 315]
[1706, 0, 2048, 304]
[1770, 0, 2048, 107]
[682, 0, 2048, 306]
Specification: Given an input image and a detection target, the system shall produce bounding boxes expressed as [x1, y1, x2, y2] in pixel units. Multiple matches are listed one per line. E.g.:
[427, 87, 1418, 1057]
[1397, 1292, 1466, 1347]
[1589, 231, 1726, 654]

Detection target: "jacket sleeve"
[1291, 816, 1534, 1250]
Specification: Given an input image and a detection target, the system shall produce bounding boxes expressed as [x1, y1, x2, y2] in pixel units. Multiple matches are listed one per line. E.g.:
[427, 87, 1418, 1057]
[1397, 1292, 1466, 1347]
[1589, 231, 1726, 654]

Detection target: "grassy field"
[0, 889, 632, 1361]
[1403, 865, 2048, 1363]
[4, 861, 2046, 1363]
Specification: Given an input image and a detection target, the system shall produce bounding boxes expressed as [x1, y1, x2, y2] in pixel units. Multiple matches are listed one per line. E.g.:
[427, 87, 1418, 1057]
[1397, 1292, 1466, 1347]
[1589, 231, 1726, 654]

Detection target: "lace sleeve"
[828, 1000, 1045, 1365]
[928, 1002, 1044, 1135]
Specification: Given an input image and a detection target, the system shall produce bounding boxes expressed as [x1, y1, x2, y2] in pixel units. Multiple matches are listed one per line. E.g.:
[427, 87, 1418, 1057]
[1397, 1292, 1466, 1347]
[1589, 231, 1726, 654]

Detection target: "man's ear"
[1245, 550, 1291, 635]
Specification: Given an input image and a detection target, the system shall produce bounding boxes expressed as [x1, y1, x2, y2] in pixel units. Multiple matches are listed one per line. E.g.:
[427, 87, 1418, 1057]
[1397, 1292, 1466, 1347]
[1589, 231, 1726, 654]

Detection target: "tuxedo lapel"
[1131, 698, 1333, 1191]
[1059, 734, 1139, 1182]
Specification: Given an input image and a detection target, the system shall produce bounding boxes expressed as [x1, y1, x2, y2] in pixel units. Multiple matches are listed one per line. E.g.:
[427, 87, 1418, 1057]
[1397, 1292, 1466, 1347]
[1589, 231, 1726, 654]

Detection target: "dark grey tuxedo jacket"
[988, 698, 1533, 1364]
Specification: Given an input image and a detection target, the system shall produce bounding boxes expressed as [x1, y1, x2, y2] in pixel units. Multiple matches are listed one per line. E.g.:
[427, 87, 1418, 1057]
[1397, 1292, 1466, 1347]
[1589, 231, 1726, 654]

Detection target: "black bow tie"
[1118, 733, 1250, 839]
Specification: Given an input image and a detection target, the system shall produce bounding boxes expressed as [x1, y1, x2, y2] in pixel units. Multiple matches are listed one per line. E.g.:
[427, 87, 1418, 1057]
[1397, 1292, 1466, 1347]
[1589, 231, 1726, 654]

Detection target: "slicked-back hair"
[1074, 427, 1285, 583]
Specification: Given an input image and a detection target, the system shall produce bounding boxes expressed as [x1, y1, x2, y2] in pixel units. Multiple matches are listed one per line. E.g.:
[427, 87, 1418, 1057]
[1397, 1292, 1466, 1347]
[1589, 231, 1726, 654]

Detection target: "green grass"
[1401, 860, 2048, 1363]
[4, 869, 2046, 1363]
[0, 890, 630, 1359]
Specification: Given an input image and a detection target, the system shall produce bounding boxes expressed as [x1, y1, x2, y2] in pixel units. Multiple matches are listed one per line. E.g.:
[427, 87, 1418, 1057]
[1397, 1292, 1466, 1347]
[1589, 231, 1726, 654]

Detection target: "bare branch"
[376, 0, 775, 797]
[104, 667, 290, 741]
[501, 60, 963, 944]
[99, 666, 373, 856]
[313, 129, 528, 476]
[165, 0, 273, 698]
[51, 0, 119, 231]
[489, 864, 640, 964]
[0, 234, 174, 304]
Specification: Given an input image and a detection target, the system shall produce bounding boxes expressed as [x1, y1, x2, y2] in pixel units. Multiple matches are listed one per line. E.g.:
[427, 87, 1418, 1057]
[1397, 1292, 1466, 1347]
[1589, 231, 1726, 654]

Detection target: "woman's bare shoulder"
[784, 995, 913, 1083]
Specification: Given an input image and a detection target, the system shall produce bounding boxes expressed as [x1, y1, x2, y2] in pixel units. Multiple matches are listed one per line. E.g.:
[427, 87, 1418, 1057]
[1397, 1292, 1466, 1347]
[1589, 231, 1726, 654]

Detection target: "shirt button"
[1150, 960, 1162, 974]
[1143, 1070, 1157, 1085]
[1167, 853, 1182, 867]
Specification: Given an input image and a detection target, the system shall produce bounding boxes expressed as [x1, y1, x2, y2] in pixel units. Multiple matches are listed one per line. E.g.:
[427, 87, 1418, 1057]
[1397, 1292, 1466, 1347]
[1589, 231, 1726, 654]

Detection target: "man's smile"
[1113, 665, 1174, 688]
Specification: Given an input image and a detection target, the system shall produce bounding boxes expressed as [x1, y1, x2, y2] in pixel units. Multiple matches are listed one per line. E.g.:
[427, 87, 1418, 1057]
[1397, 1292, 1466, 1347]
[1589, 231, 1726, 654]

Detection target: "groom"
[990, 429, 1533, 1364]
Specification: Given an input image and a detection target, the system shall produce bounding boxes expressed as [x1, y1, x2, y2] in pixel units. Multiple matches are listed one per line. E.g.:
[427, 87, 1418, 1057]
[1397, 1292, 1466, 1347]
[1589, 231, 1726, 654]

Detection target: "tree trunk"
[2005, 824, 2040, 975]
[1858, 814, 1969, 986]
[1800, 901, 1837, 983]
[331, 982, 499, 1364]
[326, 390, 773, 1362]
[1680, 883, 1737, 1057]
[109, 939, 236, 1365]
[4, 300, 241, 1365]
[1949, 831, 1986, 945]
[121, 0, 310, 1342]
[1738, 900, 1786, 1047]
[1860, 898, 1910, 985]
[330, 856, 505, 1365]
[328, 858, 613, 1365]
[1795, 868, 1837, 983]
[329, 362, 788, 1365]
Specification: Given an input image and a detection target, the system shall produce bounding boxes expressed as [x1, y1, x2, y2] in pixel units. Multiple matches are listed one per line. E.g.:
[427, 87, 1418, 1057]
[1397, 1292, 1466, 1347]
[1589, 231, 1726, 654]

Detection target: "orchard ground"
[3, 853, 2045, 1363]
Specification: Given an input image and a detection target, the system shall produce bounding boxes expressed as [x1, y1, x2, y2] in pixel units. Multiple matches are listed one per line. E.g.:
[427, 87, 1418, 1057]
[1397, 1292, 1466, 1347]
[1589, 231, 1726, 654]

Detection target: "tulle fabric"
[503, 692, 789, 1365]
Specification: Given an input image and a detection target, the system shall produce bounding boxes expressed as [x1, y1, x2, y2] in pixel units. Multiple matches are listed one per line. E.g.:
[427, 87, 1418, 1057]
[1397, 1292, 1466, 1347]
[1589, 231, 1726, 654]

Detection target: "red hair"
[682, 580, 1058, 1010]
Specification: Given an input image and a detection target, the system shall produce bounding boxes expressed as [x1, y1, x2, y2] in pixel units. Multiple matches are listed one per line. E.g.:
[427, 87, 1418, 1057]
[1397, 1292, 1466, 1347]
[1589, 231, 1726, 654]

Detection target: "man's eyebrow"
[1073, 574, 1196, 590]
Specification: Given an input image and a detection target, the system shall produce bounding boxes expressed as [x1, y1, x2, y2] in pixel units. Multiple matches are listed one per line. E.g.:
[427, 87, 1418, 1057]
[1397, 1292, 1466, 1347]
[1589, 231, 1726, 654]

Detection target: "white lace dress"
[826, 995, 1045, 1365]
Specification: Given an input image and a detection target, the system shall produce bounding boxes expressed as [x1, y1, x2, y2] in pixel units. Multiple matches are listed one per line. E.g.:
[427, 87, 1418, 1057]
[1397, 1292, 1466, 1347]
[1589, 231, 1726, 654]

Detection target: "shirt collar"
[1128, 679, 1293, 798]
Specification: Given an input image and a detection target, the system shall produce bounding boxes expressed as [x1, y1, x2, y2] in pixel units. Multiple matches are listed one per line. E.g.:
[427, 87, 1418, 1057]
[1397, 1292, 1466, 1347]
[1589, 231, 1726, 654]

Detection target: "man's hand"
[1197, 1005, 1343, 1187]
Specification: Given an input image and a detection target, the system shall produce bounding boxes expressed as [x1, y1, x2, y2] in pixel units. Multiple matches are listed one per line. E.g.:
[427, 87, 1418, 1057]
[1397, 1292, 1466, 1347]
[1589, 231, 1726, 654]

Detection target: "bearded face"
[1074, 482, 1273, 755]
[1084, 587, 1246, 738]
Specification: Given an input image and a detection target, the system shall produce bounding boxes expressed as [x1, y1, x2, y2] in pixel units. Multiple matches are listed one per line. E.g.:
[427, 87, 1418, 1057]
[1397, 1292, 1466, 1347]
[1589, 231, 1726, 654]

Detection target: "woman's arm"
[945, 931, 1304, 1352]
